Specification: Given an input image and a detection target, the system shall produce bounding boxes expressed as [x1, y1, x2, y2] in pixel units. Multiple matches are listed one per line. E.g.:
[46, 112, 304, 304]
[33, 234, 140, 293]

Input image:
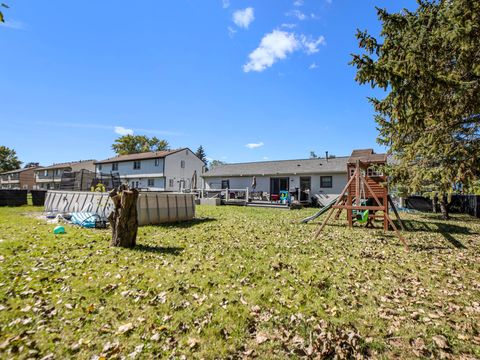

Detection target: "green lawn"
[0, 205, 479, 359]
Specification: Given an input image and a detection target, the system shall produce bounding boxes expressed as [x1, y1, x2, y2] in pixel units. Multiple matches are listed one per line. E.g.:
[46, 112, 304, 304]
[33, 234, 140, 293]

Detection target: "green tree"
[0, 146, 21, 172]
[112, 135, 170, 155]
[351, 0, 480, 219]
[195, 145, 207, 163]
[209, 160, 226, 169]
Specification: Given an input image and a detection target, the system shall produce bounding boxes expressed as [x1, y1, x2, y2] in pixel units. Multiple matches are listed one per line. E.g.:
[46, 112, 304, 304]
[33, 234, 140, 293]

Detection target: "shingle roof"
[0, 166, 40, 175]
[36, 160, 95, 171]
[348, 149, 387, 164]
[203, 156, 348, 177]
[94, 148, 186, 165]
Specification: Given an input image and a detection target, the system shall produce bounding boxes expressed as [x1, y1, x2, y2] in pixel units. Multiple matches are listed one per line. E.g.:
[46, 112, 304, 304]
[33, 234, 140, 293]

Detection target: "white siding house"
[94, 148, 205, 191]
[202, 156, 349, 204]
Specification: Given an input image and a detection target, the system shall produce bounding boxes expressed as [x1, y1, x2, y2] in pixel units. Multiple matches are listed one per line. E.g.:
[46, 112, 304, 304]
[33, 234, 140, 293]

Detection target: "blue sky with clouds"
[0, 0, 416, 165]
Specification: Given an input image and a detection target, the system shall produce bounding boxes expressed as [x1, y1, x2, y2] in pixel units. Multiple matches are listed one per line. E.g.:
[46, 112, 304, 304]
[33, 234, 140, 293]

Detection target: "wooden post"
[108, 186, 139, 248]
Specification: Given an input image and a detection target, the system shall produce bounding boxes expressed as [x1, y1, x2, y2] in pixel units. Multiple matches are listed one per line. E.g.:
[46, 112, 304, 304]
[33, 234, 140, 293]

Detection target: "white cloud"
[286, 9, 306, 20]
[114, 126, 134, 136]
[294, 0, 304, 6]
[262, 156, 269, 160]
[243, 30, 298, 72]
[233, 7, 255, 29]
[309, 62, 318, 69]
[243, 30, 326, 72]
[300, 35, 326, 54]
[222, 0, 230, 8]
[0, 20, 26, 30]
[227, 26, 237, 38]
[245, 142, 264, 149]
[281, 23, 297, 29]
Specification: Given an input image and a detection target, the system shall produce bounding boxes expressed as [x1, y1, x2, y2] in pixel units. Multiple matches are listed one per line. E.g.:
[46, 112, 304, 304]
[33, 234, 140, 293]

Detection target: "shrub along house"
[94, 148, 206, 191]
[202, 155, 349, 204]
[0, 166, 40, 190]
[34, 160, 96, 190]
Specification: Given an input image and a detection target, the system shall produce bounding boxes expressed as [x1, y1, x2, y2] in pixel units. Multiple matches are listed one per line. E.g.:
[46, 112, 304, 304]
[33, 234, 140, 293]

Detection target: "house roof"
[94, 148, 187, 165]
[202, 156, 349, 177]
[0, 166, 40, 175]
[347, 149, 387, 164]
[36, 160, 95, 171]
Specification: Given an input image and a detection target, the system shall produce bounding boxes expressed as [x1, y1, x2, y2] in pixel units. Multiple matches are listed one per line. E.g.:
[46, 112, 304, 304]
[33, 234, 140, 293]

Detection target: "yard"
[0, 205, 479, 359]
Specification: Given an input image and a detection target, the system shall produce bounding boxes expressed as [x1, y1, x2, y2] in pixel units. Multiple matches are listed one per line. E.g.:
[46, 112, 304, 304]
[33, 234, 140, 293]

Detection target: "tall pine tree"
[351, 0, 480, 219]
[195, 146, 207, 163]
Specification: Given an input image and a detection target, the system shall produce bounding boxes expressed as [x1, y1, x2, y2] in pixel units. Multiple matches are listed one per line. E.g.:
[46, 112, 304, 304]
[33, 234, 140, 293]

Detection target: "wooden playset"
[313, 149, 408, 249]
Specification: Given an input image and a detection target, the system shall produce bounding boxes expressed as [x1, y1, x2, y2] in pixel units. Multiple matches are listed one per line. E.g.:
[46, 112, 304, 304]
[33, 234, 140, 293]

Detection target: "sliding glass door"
[270, 177, 289, 195]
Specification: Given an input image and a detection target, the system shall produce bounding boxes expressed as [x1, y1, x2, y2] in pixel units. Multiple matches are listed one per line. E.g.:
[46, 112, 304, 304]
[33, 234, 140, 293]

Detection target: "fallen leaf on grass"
[117, 322, 134, 334]
[432, 335, 449, 350]
[255, 332, 268, 344]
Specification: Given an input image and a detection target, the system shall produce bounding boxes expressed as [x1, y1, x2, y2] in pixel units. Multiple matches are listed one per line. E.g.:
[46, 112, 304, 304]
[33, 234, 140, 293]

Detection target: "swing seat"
[356, 210, 369, 224]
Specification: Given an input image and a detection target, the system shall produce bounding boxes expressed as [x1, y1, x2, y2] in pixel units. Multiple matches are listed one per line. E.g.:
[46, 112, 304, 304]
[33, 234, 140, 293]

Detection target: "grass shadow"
[402, 219, 471, 249]
[133, 244, 184, 255]
[303, 217, 471, 250]
[151, 217, 217, 229]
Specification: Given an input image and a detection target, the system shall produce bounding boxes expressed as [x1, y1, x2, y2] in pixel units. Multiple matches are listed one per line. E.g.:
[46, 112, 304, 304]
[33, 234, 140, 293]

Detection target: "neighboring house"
[34, 160, 96, 190]
[202, 156, 349, 203]
[94, 148, 206, 191]
[202, 149, 387, 204]
[0, 166, 40, 190]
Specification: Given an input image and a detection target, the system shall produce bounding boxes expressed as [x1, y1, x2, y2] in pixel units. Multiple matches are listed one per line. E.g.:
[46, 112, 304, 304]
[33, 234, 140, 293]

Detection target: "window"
[133, 161, 141, 170]
[44, 170, 48, 176]
[169, 179, 174, 187]
[367, 167, 383, 177]
[221, 180, 230, 189]
[98, 164, 102, 171]
[154, 158, 160, 167]
[131, 181, 135, 188]
[180, 160, 185, 168]
[135, 181, 139, 188]
[148, 179, 154, 187]
[55, 169, 60, 176]
[320, 176, 333, 188]
[112, 163, 118, 171]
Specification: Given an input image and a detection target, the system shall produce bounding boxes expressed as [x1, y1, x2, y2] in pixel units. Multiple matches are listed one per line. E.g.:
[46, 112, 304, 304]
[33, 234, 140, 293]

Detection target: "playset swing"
[312, 149, 408, 249]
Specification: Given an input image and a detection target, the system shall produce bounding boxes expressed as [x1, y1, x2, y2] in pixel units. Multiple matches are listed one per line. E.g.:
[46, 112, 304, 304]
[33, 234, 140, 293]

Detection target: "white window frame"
[148, 179, 154, 187]
[133, 161, 141, 170]
[154, 158, 160, 167]
[112, 163, 118, 171]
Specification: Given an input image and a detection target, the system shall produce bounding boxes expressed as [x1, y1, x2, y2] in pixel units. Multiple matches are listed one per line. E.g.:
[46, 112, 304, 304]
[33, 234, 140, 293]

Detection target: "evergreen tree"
[351, 0, 480, 219]
[195, 145, 207, 163]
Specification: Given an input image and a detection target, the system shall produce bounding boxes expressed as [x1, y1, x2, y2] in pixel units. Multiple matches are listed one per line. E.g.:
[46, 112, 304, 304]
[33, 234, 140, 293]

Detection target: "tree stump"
[108, 186, 139, 248]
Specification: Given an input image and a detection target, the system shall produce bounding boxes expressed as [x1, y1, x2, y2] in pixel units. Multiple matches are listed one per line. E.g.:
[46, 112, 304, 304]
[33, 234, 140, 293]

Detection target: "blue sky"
[0, 0, 416, 166]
